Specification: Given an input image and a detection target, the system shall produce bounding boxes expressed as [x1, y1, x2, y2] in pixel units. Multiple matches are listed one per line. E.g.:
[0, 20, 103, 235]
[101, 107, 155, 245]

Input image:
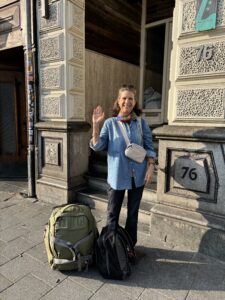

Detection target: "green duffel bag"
[44, 204, 98, 271]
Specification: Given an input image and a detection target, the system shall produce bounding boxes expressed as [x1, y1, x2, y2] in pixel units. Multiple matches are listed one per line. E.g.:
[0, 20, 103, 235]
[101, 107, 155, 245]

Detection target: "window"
[140, 6, 173, 125]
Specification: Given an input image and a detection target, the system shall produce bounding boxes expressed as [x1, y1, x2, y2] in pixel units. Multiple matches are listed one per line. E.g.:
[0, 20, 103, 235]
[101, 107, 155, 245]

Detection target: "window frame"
[139, 0, 172, 125]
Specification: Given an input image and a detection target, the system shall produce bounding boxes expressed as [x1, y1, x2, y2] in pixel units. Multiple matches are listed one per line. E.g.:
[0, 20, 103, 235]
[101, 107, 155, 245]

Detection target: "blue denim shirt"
[90, 117, 156, 190]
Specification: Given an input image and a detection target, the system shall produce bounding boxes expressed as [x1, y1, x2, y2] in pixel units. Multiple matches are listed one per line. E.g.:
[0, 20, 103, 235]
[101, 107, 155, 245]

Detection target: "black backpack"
[95, 225, 135, 280]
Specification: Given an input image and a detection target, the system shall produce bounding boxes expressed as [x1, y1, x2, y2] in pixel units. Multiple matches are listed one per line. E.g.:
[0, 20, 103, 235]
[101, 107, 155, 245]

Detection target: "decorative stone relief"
[72, 36, 84, 61]
[40, 94, 64, 118]
[68, 34, 84, 63]
[69, 0, 85, 8]
[68, 1, 84, 36]
[181, 0, 196, 34]
[181, 0, 225, 35]
[69, 93, 85, 119]
[167, 148, 218, 202]
[217, 0, 225, 26]
[73, 3, 84, 32]
[179, 41, 225, 77]
[41, 65, 64, 90]
[69, 65, 84, 91]
[39, 134, 64, 177]
[39, 1, 62, 32]
[176, 88, 225, 119]
[44, 141, 60, 166]
[40, 34, 64, 62]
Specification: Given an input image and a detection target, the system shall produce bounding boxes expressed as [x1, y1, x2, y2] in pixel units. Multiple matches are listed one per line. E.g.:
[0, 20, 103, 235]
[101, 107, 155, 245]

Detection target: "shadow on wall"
[160, 127, 225, 262]
[0, 18, 12, 49]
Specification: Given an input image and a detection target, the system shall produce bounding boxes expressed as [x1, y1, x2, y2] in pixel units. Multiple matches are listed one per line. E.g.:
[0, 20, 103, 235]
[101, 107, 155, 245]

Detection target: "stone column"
[153, 0, 225, 260]
[35, 0, 90, 204]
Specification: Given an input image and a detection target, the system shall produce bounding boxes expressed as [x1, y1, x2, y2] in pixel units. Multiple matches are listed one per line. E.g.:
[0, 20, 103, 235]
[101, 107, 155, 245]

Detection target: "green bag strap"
[53, 254, 93, 271]
[73, 230, 94, 250]
[52, 230, 94, 252]
[50, 236, 76, 259]
[51, 231, 94, 270]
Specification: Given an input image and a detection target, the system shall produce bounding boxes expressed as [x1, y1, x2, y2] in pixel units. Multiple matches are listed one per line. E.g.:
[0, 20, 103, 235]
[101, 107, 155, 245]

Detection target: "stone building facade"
[153, 0, 225, 260]
[1, 0, 225, 259]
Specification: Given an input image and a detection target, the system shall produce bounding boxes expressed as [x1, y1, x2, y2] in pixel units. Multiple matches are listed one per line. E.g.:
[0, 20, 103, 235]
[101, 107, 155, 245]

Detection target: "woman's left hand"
[145, 164, 154, 185]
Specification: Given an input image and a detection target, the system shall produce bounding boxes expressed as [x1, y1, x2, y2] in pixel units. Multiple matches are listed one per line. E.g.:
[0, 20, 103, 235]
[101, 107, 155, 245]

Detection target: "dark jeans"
[107, 178, 144, 245]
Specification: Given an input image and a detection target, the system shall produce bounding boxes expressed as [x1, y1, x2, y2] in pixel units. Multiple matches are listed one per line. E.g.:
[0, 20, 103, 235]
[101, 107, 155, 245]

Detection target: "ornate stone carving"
[41, 94, 64, 118]
[70, 93, 85, 119]
[39, 1, 62, 32]
[41, 66, 64, 90]
[40, 34, 64, 62]
[167, 148, 218, 202]
[45, 141, 60, 166]
[181, 0, 225, 35]
[72, 36, 84, 62]
[179, 41, 225, 77]
[181, 0, 196, 34]
[176, 88, 225, 118]
[72, 4, 84, 33]
[217, 0, 225, 27]
[69, 65, 84, 91]
[68, 34, 84, 63]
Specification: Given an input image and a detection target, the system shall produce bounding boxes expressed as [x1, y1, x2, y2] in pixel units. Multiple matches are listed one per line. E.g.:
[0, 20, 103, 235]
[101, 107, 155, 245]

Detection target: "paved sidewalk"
[1, 180, 225, 300]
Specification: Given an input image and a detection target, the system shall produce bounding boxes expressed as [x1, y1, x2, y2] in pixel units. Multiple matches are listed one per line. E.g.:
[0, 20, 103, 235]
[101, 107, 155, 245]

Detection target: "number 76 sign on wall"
[195, 0, 218, 32]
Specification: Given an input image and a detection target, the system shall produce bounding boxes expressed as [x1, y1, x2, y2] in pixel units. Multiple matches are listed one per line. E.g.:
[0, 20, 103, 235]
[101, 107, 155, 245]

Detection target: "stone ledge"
[151, 204, 225, 231]
[150, 203, 225, 261]
[153, 125, 225, 142]
[35, 121, 91, 132]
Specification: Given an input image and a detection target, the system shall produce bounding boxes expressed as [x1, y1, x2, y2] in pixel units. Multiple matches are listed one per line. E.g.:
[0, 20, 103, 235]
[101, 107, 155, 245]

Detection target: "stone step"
[150, 204, 225, 262]
[75, 187, 156, 235]
[89, 149, 107, 162]
[89, 161, 107, 175]
[85, 171, 157, 192]
[85, 173, 157, 197]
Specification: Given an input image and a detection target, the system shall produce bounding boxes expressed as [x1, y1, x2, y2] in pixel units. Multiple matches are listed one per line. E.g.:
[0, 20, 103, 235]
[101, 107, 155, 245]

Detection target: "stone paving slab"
[89, 282, 138, 300]
[1, 236, 37, 260]
[0, 182, 27, 194]
[0, 274, 52, 300]
[66, 268, 106, 293]
[40, 278, 93, 300]
[1, 188, 225, 300]
[0, 225, 29, 243]
[0, 274, 12, 293]
[25, 243, 48, 264]
[0, 255, 9, 267]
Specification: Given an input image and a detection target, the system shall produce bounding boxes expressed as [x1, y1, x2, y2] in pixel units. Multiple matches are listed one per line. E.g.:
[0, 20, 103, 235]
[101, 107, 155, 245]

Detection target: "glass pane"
[0, 82, 17, 155]
[144, 24, 165, 109]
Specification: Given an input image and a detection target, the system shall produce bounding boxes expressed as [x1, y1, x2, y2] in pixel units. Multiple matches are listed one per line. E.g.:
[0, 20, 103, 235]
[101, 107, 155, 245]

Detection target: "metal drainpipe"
[24, 0, 36, 197]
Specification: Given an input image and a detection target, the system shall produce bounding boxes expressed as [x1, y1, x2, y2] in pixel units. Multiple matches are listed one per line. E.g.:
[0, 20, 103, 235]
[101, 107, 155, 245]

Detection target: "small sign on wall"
[166, 149, 219, 203]
[173, 157, 209, 193]
[195, 0, 218, 32]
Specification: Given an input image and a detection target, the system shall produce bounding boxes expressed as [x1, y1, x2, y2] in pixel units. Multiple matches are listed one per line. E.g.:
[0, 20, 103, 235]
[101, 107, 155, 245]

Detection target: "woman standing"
[90, 85, 156, 247]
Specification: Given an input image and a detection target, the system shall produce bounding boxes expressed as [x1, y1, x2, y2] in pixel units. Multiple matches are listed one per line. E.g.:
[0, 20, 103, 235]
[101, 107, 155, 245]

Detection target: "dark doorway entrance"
[0, 46, 27, 178]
